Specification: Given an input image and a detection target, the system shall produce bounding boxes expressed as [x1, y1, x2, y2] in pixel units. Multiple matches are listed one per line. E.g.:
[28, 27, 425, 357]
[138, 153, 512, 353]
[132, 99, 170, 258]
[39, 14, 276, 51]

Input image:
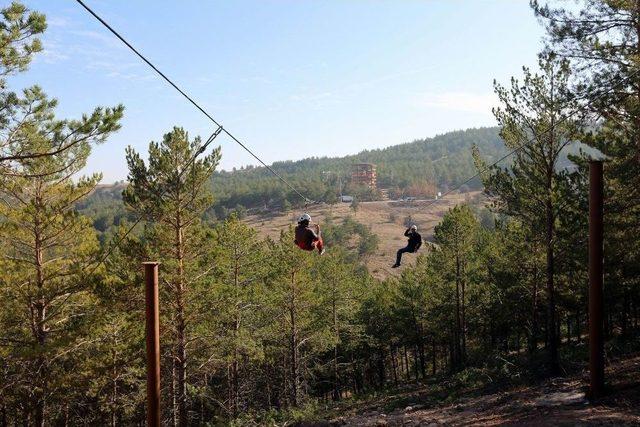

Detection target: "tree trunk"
[111, 348, 118, 427]
[529, 271, 539, 354]
[545, 179, 560, 375]
[176, 298, 187, 426]
[575, 309, 581, 343]
[281, 345, 288, 407]
[403, 345, 409, 380]
[289, 271, 299, 406]
[172, 363, 177, 427]
[418, 338, 426, 379]
[454, 254, 462, 369]
[175, 219, 188, 426]
[391, 347, 399, 387]
[231, 253, 241, 416]
[461, 273, 467, 364]
[379, 349, 386, 387]
[635, 0, 640, 162]
[33, 197, 47, 427]
[431, 338, 437, 375]
[449, 336, 455, 373]
[332, 292, 340, 401]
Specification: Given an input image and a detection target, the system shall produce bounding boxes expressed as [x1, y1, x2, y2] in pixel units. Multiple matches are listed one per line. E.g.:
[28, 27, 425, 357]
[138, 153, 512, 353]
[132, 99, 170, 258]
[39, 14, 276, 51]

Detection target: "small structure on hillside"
[351, 163, 377, 189]
[340, 195, 353, 203]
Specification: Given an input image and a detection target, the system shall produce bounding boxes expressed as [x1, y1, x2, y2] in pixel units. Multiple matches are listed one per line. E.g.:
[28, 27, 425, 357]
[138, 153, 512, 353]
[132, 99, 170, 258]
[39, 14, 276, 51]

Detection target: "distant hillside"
[78, 127, 506, 230]
[210, 127, 506, 217]
[246, 192, 486, 280]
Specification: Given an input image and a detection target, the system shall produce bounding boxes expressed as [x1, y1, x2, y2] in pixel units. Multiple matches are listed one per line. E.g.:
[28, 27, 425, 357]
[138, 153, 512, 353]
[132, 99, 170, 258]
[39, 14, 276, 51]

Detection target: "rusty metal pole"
[143, 262, 161, 426]
[588, 160, 604, 398]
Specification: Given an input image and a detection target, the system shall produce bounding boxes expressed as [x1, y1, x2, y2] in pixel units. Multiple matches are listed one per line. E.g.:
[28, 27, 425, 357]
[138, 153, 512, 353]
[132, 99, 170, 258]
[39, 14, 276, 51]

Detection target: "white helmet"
[298, 213, 311, 223]
[410, 224, 418, 231]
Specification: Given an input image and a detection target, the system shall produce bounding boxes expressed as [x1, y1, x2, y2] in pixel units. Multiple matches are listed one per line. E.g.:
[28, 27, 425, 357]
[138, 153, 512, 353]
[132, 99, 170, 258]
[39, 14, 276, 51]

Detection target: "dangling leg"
[393, 247, 409, 268]
[393, 248, 402, 268]
[315, 224, 324, 255]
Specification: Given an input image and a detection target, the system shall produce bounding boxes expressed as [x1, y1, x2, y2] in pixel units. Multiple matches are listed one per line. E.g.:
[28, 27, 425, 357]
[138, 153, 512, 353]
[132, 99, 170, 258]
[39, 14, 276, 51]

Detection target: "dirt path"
[319, 354, 640, 426]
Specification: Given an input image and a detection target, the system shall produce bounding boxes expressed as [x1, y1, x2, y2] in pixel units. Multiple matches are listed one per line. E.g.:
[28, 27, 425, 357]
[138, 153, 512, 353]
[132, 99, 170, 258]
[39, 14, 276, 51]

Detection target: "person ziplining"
[294, 213, 325, 255]
[392, 224, 422, 268]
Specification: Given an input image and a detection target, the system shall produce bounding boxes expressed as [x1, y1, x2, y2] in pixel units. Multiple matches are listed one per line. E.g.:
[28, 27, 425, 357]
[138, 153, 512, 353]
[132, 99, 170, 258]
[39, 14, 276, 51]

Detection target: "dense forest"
[0, 1, 639, 426]
[75, 126, 507, 238]
[208, 126, 506, 214]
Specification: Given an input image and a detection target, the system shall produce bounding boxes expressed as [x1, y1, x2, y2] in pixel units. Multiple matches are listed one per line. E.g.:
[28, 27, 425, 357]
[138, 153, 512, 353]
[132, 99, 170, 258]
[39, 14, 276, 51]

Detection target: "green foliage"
[350, 197, 360, 215]
[3, 1, 640, 425]
[196, 215, 269, 416]
[0, 2, 46, 76]
[321, 216, 379, 259]
[476, 52, 581, 375]
[75, 127, 507, 234]
[0, 57, 122, 422]
[123, 126, 221, 425]
[209, 127, 506, 214]
[533, 0, 640, 340]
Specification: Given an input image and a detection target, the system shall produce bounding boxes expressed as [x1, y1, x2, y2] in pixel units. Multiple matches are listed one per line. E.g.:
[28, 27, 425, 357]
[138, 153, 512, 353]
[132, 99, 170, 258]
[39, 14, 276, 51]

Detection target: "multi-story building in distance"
[351, 163, 377, 189]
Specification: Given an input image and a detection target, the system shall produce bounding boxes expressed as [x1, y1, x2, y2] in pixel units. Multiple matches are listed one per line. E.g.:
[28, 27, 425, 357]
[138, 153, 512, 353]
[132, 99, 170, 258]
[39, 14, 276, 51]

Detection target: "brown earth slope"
[245, 192, 482, 280]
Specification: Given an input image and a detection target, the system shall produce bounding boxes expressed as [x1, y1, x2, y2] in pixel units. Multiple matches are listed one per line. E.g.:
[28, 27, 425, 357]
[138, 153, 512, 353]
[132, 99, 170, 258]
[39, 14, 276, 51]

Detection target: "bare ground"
[313, 354, 640, 426]
[245, 192, 481, 280]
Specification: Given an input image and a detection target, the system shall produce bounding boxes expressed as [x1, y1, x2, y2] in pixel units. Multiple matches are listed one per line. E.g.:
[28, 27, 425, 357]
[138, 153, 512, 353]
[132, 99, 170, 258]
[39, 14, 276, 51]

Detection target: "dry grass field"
[245, 191, 484, 280]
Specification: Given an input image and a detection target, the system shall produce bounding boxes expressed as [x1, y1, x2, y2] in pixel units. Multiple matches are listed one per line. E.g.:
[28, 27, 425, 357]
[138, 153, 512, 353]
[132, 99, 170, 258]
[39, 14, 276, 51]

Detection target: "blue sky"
[13, 1, 544, 183]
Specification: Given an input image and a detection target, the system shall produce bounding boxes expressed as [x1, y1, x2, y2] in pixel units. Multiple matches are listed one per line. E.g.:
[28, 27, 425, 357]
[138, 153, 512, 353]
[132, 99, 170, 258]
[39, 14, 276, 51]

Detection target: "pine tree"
[312, 248, 365, 400]
[474, 53, 579, 375]
[0, 3, 85, 173]
[433, 205, 479, 369]
[205, 215, 268, 417]
[0, 92, 122, 424]
[264, 229, 329, 407]
[358, 279, 396, 387]
[123, 127, 221, 426]
[87, 225, 150, 426]
[0, 2, 45, 77]
[532, 0, 640, 341]
[395, 264, 431, 379]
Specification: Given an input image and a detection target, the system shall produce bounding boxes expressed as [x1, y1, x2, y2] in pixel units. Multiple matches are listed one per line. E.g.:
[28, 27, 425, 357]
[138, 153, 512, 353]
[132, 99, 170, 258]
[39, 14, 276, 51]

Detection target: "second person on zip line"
[392, 224, 422, 268]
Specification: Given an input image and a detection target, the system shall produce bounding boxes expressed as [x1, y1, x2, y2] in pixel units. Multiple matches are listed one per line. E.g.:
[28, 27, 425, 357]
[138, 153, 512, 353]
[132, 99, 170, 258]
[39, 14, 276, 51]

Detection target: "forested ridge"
[0, 1, 639, 426]
[209, 127, 505, 213]
[76, 126, 507, 237]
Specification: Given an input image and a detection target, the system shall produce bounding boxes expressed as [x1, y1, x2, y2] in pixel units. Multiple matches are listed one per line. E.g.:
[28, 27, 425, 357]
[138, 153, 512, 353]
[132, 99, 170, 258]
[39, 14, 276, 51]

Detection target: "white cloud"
[414, 91, 497, 115]
[288, 65, 436, 106]
[68, 29, 125, 49]
[47, 16, 70, 28]
[39, 41, 70, 64]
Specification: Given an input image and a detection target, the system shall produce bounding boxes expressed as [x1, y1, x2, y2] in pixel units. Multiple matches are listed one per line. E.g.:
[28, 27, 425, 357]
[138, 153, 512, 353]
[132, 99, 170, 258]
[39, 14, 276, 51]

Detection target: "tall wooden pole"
[588, 161, 604, 398]
[143, 262, 161, 426]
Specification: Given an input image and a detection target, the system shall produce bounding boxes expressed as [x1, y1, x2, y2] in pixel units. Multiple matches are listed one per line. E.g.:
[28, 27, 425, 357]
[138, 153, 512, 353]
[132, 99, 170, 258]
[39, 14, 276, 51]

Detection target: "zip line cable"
[72, 1, 638, 279]
[81, 127, 223, 278]
[42, 122, 231, 323]
[41, 127, 227, 323]
[74, 0, 311, 204]
[419, 67, 640, 213]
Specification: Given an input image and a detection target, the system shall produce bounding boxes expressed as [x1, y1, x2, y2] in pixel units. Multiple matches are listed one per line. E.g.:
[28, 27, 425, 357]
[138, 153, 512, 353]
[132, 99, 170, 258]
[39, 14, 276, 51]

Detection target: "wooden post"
[588, 161, 604, 398]
[143, 262, 161, 426]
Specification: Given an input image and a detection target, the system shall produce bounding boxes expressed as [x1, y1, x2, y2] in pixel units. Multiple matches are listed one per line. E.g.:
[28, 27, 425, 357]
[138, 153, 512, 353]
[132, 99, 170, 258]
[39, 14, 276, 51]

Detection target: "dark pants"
[395, 246, 414, 266]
